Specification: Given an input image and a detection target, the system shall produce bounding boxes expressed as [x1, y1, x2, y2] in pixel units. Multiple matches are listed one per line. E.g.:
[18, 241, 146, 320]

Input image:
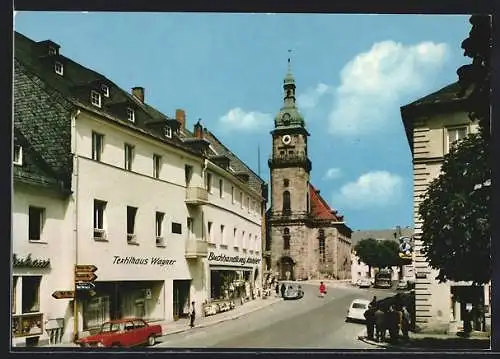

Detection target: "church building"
[265, 59, 352, 281]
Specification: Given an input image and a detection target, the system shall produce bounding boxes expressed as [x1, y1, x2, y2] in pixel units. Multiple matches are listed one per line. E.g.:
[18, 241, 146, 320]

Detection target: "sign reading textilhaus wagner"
[208, 252, 261, 265]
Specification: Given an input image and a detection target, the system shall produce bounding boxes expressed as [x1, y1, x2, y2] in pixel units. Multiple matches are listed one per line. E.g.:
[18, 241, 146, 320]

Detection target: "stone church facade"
[265, 61, 352, 281]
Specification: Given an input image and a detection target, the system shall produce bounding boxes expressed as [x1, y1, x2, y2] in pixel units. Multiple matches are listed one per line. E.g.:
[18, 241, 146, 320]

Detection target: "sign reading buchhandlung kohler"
[208, 252, 261, 266]
[113, 256, 176, 267]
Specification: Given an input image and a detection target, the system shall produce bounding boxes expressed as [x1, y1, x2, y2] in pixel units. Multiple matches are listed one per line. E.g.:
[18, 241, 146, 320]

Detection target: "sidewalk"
[358, 330, 490, 350]
[41, 296, 283, 348]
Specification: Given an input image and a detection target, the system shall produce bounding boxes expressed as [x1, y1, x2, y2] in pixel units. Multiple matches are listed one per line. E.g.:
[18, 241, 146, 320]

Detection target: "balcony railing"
[185, 186, 209, 205]
[12, 313, 44, 338]
[268, 154, 312, 172]
[185, 239, 209, 259]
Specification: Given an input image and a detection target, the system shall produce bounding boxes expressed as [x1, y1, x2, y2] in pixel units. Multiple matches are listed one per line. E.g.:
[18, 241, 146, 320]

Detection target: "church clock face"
[282, 134, 292, 145]
[282, 113, 291, 125]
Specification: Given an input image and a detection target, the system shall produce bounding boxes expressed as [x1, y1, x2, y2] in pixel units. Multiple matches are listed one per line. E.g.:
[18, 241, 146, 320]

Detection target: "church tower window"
[319, 229, 326, 263]
[283, 228, 290, 250]
[284, 179, 289, 187]
[283, 191, 291, 213]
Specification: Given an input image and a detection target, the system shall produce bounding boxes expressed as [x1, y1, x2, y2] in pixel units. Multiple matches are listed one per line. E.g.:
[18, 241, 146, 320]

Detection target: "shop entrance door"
[173, 280, 191, 321]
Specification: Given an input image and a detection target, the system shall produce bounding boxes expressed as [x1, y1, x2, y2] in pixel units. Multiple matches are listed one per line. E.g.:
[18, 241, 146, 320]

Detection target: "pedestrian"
[319, 281, 327, 298]
[374, 306, 385, 342]
[387, 305, 400, 343]
[189, 301, 196, 328]
[364, 305, 376, 341]
[463, 309, 472, 337]
[370, 296, 377, 307]
[401, 306, 411, 340]
[275, 282, 280, 297]
[280, 283, 286, 298]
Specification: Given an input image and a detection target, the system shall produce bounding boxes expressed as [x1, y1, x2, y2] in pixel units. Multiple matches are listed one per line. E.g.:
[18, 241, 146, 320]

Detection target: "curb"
[358, 335, 388, 349]
[161, 298, 284, 337]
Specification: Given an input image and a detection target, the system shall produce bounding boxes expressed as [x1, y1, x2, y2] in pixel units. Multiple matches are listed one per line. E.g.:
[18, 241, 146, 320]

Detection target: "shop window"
[29, 206, 45, 241]
[127, 206, 138, 243]
[283, 191, 291, 213]
[83, 296, 110, 330]
[22, 276, 41, 313]
[184, 165, 193, 186]
[172, 222, 182, 234]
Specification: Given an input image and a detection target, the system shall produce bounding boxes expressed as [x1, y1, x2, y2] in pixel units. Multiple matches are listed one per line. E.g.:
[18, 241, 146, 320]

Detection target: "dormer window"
[90, 90, 101, 108]
[13, 145, 23, 166]
[54, 61, 64, 76]
[48, 46, 56, 55]
[101, 84, 109, 98]
[126, 108, 135, 122]
[164, 126, 172, 138]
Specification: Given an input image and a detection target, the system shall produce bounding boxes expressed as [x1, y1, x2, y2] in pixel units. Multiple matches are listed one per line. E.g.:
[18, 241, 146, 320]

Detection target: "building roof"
[350, 227, 414, 247]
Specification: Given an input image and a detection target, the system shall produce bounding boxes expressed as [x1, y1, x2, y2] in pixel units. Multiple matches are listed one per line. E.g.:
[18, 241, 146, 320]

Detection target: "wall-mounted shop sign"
[13, 253, 50, 269]
[113, 256, 176, 267]
[208, 252, 261, 266]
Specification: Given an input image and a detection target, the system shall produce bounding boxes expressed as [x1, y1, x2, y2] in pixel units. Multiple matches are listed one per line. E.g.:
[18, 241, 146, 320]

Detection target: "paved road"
[156, 284, 396, 349]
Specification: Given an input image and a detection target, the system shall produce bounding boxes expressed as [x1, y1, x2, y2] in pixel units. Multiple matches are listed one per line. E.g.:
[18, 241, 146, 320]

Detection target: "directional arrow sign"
[52, 290, 75, 299]
[75, 272, 98, 282]
[75, 265, 97, 273]
[76, 282, 95, 291]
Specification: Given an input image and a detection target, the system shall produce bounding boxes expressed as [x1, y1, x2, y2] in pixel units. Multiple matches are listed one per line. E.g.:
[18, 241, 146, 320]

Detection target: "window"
[90, 90, 101, 108]
[28, 206, 45, 241]
[242, 231, 246, 249]
[93, 200, 106, 239]
[12, 276, 18, 314]
[126, 108, 135, 122]
[127, 206, 137, 242]
[208, 221, 213, 242]
[219, 179, 224, 198]
[233, 228, 237, 246]
[284, 179, 289, 187]
[240, 191, 244, 208]
[172, 222, 182, 234]
[91, 132, 104, 161]
[283, 190, 291, 213]
[447, 127, 467, 151]
[124, 144, 134, 171]
[101, 84, 109, 97]
[48, 46, 56, 55]
[247, 196, 251, 213]
[248, 232, 251, 250]
[155, 212, 164, 237]
[153, 154, 161, 179]
[22, 276, 41, 313]
[231, 186, 235, 203]
[187, 217, 194, 240]
[185, 165, 193, 186]
[283, 227, 290, 250]
[206, 173, 212, 192]
[54, 61, 63, 75]
[164, 126, 172, 138]
[220, 225, 225, 244]
[13, 145, 23, 165]
[280, 150, 285, 156]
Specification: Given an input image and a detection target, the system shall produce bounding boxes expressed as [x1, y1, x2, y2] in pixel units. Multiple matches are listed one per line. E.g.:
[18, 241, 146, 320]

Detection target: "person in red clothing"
[319, 281, 327, 298]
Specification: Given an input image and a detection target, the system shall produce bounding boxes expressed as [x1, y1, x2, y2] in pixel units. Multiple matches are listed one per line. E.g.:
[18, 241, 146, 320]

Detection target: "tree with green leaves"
[354, 238, 407, 272]
[418, 15, 491, 285]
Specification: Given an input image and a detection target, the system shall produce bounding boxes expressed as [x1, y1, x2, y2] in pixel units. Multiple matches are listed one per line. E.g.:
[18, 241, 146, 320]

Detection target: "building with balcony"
[265, 59, 352, 281]
[12, 31, 266, 346]
[401, 81, 490, 334]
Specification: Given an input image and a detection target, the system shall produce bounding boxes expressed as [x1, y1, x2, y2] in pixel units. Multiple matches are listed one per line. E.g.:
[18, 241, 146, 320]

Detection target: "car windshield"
[352, 303, 367, 309]
[101, 322, 123, 333]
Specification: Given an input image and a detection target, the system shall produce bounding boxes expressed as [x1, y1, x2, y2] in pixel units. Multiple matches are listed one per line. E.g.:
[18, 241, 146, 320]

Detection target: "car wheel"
[148, 335, 156, 346]
[345, 317, 350, 323]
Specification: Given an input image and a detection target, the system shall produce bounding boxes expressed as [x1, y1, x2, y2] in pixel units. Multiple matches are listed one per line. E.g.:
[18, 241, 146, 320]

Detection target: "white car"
[358, 278, 371, 288]
[346, 299, 371, 322]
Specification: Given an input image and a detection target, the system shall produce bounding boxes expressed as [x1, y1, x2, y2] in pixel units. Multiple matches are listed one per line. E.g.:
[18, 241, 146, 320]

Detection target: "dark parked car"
[282, 281, 304, 300]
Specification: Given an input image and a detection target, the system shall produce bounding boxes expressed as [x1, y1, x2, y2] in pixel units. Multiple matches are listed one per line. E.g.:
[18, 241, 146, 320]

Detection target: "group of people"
[364, 296, 411, 343]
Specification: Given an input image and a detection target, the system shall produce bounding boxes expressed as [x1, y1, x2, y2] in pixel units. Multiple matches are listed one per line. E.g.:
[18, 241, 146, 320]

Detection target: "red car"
[77, 318, 162, 348]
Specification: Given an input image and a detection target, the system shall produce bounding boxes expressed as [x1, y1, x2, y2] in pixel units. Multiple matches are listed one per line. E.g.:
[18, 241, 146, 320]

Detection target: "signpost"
[52, 290, 75, 299]
[73, 264, 98, 343]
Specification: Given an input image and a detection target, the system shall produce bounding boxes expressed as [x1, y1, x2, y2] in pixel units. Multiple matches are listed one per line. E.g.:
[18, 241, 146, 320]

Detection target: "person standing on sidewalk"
[364, 305, 376, 341]
[280, 283, 286, 298]
[401, 306, 411, 340]
[275, 282, 280, 297]
[387, 305, 400, 343]
[374, 306, 386, 342]
[319, 282, 327, 298]
[189, 301, 196, 328]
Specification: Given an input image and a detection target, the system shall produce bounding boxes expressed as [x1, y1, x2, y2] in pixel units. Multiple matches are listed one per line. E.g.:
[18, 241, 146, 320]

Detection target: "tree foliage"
[354, 238, 408, 269]
[418, 15, 491, 285]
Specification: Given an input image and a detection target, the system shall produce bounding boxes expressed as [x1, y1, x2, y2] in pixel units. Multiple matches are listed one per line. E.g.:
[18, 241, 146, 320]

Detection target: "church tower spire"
[283, 50, 296, 108]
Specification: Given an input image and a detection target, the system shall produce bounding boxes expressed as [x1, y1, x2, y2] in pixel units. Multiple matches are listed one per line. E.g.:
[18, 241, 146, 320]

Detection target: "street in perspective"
[12, 11, 491, 352]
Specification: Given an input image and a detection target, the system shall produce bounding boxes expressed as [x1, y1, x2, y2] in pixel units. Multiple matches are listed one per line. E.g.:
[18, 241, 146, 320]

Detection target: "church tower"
[268, 55, 312, 280]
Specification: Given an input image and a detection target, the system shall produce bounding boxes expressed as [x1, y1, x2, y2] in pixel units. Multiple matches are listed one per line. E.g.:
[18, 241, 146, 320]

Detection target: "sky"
[13, 12, 472, 231]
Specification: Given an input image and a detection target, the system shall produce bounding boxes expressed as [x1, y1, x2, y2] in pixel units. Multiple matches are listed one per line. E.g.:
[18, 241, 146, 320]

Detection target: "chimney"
[132, 87, 145, 102]
[194, 119, 203, 139]
[176, 109, 186, 129]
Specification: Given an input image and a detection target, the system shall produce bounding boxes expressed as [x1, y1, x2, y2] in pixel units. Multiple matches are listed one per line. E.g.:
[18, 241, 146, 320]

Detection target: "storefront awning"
[210, 265, 253, 272]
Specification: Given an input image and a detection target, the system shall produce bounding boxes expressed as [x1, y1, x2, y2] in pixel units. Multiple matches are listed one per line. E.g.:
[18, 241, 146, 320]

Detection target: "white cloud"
[323, 168, 342, 180]
[328, 40, 449, 136]
[218, 107, 272, 132]
[332, 171, 403, 209]
[297, 83, 331, 110]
